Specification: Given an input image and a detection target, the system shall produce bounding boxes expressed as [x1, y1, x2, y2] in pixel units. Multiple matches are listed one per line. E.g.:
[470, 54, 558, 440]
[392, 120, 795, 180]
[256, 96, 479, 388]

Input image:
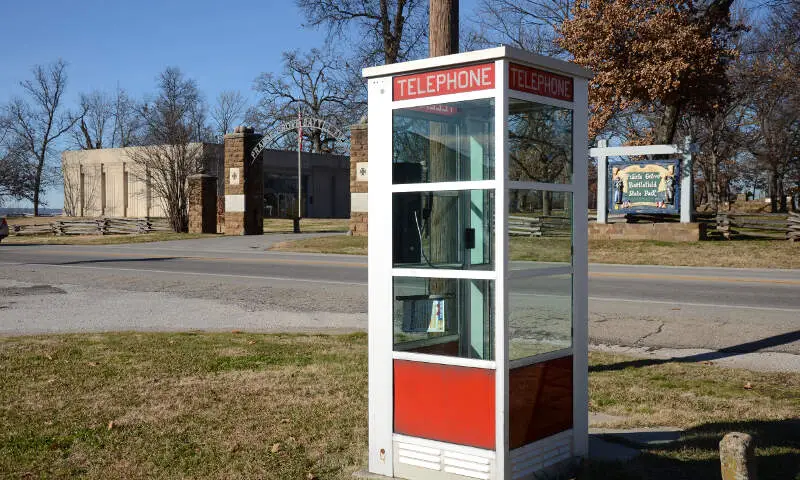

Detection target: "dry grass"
[4, 216, 74, 227]
[583, 352, 800, 479]
[270, 235, 368, 255]
[588, 239, 799, 269]
[588, 352, 800, 429]
[2, 232, 208, 245]
[0, 333, 368, 479]
[1, 333, 798, 479]
[268, 235, 799, 269]
[262, 218, 349, 234]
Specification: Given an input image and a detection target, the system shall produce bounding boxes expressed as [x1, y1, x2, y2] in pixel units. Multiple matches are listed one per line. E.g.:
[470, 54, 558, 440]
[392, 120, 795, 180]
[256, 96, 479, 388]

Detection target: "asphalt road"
[1, 235, 798, 356]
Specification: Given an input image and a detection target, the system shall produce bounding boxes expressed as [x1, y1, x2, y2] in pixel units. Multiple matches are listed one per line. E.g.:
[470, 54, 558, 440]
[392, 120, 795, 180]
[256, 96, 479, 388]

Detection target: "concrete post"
[349, 123, 369, 236]
[680, 136, 693, 224]
[596, 139, 608, 224]
[224, 126, 264, 235]
[188, 173, 217, 234]
[720, 432, 757, 480]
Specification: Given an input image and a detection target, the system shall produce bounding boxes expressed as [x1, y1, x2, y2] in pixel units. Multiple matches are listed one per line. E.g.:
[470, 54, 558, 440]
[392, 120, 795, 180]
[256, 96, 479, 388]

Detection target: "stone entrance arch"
[249, 115, 348, 162]
[222, 118, 348, 235]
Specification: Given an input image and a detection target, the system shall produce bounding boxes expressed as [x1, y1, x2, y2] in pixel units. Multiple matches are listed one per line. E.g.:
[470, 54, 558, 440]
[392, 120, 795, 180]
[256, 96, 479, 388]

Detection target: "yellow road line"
[590, 272, 800, 286]
[16, 249, 367, 268]
[13, 249, 800, 285]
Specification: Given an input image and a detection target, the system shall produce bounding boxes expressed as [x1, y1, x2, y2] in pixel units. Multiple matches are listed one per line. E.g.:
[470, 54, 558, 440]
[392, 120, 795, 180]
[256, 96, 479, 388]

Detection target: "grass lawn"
[2, 232, 209, 245]
[263, 218, 349, 234]
[270, 235, 369, 255]
[270, 235, 800, 269]
[1, 333, 797, 479]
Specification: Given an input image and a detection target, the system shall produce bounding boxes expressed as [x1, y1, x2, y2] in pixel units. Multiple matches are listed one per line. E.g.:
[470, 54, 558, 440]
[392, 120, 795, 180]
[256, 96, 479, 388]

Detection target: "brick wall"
[350, 123, 368, 236]
[224, 127, 263, 235]
[187, 174, 217, 234]
[588, 222, 704, 241]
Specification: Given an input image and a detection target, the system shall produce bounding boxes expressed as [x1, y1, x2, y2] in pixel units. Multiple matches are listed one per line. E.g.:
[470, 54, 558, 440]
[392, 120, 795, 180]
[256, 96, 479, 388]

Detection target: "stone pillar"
[224, 126, 264, 235]
[350, 123, 369, 236]
[720, 432, 757, 480]
[188, 173, 217, 234]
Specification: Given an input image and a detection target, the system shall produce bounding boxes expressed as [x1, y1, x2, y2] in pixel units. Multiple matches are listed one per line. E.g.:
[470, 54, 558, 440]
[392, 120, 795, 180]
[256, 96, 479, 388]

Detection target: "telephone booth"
[364, 46, 591, 480]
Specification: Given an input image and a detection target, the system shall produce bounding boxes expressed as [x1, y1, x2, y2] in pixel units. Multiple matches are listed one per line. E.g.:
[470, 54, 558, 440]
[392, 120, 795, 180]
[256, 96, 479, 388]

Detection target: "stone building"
[61, 143, 224, 218]
[62, 144, 349, 219]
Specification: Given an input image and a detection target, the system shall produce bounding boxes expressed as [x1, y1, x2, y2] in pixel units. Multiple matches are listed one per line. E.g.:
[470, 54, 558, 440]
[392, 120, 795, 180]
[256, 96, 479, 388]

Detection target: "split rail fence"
[509, 215, 571, 237]
[715, 213, 799, 241]
[11, 218, 171, 236]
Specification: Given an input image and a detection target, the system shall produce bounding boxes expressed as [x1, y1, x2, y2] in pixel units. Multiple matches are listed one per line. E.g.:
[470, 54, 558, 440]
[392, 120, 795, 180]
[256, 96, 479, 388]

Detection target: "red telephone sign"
[509, 63, 574, 102]
[393, 63, 495, 101]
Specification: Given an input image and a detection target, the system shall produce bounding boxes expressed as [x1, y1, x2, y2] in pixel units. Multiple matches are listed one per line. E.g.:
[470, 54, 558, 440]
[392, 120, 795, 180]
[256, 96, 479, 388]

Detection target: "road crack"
[634, 321, 665, 346]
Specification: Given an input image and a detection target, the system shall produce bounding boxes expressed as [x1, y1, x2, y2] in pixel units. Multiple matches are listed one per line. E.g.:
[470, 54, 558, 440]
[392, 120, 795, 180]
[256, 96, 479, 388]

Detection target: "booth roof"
[362, 45, 593, 80]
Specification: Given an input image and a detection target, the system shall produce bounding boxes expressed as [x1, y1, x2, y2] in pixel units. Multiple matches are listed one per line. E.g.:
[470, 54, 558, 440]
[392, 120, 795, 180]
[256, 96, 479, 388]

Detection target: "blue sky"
[0, 1, 328, 209]
[1, 0, 483, 209]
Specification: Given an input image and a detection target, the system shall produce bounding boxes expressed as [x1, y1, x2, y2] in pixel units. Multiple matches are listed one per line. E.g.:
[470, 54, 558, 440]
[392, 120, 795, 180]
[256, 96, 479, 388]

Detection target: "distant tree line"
[3, 0, 798, 226]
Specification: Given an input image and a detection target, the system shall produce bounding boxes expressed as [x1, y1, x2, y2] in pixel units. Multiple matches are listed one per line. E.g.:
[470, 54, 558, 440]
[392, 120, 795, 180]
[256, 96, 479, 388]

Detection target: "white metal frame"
[365, 46, 592, 479]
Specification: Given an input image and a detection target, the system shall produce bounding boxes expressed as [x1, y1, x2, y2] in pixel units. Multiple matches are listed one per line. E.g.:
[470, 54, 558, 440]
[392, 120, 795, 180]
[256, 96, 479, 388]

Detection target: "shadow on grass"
[590, 330, 800, 373]
[579, 419, 800, 480]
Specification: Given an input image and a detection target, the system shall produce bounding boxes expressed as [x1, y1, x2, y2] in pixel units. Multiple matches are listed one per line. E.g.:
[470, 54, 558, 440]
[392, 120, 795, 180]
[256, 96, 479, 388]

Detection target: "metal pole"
[295, 111, 302, 233]
[680, 136, 693, 224]
[596, 139, 608, 224]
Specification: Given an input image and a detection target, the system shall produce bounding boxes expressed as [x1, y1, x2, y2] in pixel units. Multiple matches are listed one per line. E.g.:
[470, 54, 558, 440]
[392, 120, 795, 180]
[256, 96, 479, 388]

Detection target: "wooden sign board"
[608, 160, 681, 214]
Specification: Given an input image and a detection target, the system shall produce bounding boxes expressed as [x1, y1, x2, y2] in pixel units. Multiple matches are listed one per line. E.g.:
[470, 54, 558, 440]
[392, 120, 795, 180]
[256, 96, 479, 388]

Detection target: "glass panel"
[509, 274, 572, 360]
[509, 190, 572, 267]
[508, 99, 573, 183]
[393, 277, 494, 360]
[393, 190, 494, 270]
[393, 99, 494, 184]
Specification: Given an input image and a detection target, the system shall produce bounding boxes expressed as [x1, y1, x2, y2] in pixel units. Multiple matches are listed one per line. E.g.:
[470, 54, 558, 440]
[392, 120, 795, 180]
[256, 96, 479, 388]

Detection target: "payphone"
[365, 46, 591, 480]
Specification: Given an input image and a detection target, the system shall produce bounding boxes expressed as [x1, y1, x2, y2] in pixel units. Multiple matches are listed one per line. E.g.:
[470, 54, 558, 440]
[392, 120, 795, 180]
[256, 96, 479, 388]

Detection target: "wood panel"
[509, 356, 573, 449]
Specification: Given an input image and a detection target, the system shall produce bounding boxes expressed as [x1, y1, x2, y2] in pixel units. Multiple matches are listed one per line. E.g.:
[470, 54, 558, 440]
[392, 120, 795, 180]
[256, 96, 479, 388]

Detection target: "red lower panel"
[394, 360, 495, 449]
[509, 356, 573, 449]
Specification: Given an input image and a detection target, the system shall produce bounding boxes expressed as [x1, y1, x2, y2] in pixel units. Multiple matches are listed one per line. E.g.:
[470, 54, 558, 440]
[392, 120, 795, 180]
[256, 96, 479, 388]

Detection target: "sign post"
[363, 46, 592, 480]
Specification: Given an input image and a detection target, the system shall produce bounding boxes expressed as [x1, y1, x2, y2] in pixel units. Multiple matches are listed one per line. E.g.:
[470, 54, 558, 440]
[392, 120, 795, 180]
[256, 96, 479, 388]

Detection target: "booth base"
[589, 222, 704, 241]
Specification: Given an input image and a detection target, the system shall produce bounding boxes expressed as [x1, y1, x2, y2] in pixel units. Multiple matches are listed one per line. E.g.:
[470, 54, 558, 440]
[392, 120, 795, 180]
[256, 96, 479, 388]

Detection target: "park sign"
[607, 160, 681, 214]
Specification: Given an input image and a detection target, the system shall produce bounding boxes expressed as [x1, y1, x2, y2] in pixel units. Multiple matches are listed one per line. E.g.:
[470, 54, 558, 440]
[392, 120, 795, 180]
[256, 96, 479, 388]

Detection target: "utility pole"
[428, 0, 460, 287]
[429, 0, 459, 57]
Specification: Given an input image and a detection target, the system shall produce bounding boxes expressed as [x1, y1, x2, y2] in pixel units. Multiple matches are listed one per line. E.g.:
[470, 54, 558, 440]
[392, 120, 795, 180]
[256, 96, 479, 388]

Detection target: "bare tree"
[0, 117, 35, 205]
[248, 49, 360, 152]
[3, 60, 83, 215]
[741, 5, 800, 212]
[112, 87, 144, 147]
[62, 162, 101, 216]
[211, 90, 247, 140]
[72, 90, 114, 150]
[679, 82, 749, 212]
[129, 67, 210, 231]
[61, 162, 81, 216]
[296, 0, 428, 64]
[469, 0, 573, 56]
